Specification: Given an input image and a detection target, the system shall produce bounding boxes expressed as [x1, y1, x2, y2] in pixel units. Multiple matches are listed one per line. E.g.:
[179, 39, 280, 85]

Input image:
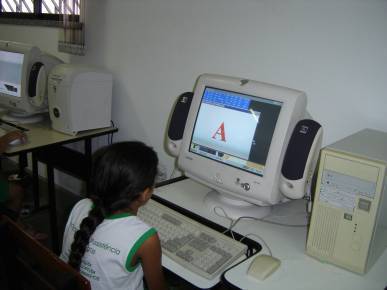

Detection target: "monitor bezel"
[0, 41, 43, 115]
[178, 74, 307, 206]
[0, 49, 25, 98]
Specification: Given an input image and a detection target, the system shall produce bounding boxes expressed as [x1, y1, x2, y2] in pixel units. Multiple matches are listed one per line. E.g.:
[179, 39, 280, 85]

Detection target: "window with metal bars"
[0, 0, 80, 23]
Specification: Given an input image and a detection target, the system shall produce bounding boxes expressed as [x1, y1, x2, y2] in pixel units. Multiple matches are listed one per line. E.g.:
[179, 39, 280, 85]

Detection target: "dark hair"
[68, 141, 158, 270]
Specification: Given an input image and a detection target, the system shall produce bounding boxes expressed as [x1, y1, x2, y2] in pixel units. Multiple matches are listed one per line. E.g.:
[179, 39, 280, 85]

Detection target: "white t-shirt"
[60, 198, 156, 290]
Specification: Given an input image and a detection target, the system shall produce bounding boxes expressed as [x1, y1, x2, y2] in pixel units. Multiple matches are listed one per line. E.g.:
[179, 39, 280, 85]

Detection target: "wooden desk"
[3, 116, 118, 253]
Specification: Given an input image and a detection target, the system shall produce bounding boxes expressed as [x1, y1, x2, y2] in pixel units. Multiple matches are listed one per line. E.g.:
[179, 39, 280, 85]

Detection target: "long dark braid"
[68, 141, 158, 270]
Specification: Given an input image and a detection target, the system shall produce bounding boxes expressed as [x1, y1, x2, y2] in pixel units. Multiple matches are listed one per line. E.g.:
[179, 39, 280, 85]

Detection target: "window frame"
[0, 0, 80, 27]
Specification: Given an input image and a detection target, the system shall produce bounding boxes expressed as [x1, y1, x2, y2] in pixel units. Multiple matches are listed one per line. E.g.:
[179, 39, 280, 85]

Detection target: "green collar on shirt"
[90, 202, 134, 219]
[105, 212, 134, 219]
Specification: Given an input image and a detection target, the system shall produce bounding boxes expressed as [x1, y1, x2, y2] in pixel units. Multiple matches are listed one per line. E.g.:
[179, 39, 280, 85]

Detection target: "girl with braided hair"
[60, 141, 167, 290]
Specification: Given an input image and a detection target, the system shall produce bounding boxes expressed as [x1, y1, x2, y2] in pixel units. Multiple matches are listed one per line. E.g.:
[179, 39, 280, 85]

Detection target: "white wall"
[1, 0, 387, 189]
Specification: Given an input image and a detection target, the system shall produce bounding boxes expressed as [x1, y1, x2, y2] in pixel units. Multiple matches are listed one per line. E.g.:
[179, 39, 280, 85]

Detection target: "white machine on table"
[307, 128, 387, 274]
[47, 64, 112, 136]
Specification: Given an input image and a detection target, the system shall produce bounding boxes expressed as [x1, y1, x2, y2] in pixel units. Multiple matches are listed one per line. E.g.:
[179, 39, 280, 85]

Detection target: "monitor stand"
[203, 190, 272, 220]
[1, 111, 45, 124]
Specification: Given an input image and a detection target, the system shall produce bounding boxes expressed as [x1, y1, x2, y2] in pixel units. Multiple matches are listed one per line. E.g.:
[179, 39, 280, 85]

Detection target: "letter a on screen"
[212, 122, 226, 141]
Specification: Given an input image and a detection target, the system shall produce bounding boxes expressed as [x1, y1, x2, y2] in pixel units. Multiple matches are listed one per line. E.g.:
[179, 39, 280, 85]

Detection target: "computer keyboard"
[138, 199, 247, 280]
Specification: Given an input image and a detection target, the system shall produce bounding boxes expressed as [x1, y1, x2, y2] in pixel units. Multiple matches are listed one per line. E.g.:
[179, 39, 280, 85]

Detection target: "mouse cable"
[220, 254, 258, 288]
[213, 206, 236, 239]
[168, 166, 180, 180]
[213, 206, 275, 256]
[213, 207, 269, 258]
[213, 204, 308, 234]
[232, 215, 309, 230]
[240, 233, 273, 257]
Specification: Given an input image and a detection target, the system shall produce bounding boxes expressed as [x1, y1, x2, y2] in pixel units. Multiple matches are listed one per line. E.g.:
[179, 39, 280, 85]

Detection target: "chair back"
[0, 215, 91, 290]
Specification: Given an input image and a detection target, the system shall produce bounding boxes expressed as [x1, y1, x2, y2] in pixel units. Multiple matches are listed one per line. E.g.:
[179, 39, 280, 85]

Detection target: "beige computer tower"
[306, 129, 387, 274]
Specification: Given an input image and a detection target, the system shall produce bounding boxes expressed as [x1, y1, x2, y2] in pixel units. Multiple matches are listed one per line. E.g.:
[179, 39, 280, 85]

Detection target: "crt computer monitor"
[177, 74, 307, 218]
[0, 40, 61, 123]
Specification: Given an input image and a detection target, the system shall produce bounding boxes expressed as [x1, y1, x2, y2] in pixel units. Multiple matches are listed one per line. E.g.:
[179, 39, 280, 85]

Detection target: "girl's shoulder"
[70, 198, 93, 216]
[109, 214, 155, 237]
[74, 198, 93, 208]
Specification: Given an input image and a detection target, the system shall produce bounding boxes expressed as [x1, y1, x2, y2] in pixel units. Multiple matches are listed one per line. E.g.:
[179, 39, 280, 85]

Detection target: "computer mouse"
[247, 254, 281, 281]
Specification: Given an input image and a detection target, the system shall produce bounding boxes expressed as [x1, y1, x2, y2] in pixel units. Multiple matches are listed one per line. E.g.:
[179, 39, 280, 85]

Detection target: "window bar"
[63, 1, 73, 15]
[20, 0, 32, 13]
[3, 0, 15, 12]
[11, 0, 20, 12]
[34, 0, 41, 14]
[41, 0, 52, 14]
[58, 0, 63, 14]
[48, 0, 60, 14]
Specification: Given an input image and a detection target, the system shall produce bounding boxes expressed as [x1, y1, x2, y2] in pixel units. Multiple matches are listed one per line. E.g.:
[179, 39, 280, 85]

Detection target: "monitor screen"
[189, 87, 282, 177]
[0, 50, 24, 98]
